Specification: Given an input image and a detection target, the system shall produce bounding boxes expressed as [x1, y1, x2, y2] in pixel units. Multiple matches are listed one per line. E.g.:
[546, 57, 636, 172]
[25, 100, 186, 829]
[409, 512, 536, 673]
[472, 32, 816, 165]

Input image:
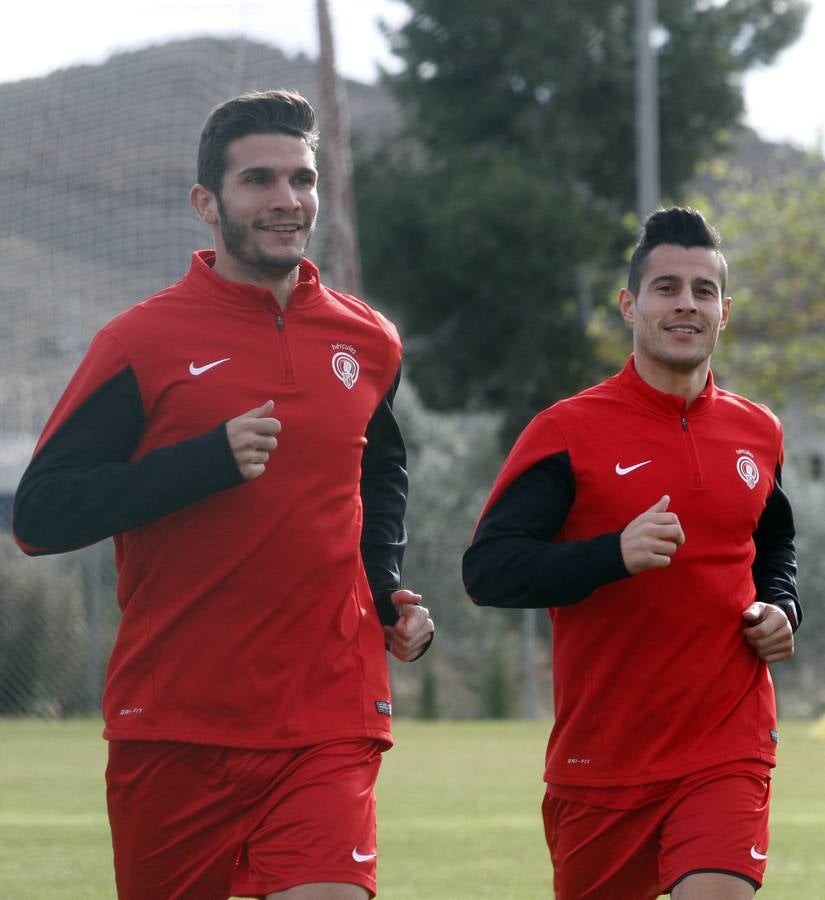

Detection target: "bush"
[772, 466, 825, 716]
[0, 536, 117, 716]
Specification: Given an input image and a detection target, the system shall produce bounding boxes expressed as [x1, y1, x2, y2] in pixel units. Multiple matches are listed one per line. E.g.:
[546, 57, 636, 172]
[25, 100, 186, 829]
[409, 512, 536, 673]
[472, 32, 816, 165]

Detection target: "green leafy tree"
[358, 147, 622, 437]
[381, 0, 807, 208]
[356, 0, 808, 438]
[689, 160, 825, 420]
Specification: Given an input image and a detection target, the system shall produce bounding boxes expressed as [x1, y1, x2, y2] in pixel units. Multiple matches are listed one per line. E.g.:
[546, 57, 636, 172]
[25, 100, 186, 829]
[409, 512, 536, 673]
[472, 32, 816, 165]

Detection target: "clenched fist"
[226, 400, 281, 480]
[620, 495, 686, 574]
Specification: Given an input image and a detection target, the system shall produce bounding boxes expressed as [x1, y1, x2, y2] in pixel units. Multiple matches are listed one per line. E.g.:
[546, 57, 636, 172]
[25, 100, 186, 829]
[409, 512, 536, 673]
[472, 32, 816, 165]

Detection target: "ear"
[619, 288, 635, 324]
[719, 295, 732, 330]
[190, 184, 219, 225]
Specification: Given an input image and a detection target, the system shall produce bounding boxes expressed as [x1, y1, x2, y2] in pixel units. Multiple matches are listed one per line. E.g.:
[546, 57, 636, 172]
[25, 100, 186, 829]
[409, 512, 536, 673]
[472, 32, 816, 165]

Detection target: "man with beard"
[463, 207, 800, 900]
[13, 90, 433, 900]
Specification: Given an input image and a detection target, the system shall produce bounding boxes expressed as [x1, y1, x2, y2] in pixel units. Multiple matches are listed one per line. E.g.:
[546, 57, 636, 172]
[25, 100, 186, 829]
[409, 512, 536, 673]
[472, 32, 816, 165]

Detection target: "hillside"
[0, 36, 398, 437]
[1, 34, 821, 442]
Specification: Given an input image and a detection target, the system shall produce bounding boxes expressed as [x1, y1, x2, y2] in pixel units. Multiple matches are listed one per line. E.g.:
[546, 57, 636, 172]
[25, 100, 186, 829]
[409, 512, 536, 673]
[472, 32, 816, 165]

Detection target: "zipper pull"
[276, 313, 284, 331]
[681, 416, 688, 431]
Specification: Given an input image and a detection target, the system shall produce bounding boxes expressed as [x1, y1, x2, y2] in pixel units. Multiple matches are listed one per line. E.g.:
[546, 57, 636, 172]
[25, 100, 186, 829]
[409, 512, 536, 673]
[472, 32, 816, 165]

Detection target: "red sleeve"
[476, 411, 568, 525]
[32, 330, 133, 454]
[13, 330, 243, 555]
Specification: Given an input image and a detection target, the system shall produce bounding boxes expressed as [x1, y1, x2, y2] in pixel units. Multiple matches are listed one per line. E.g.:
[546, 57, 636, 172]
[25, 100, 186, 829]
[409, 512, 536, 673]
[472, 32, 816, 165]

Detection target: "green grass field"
[0, 718, 822, 898]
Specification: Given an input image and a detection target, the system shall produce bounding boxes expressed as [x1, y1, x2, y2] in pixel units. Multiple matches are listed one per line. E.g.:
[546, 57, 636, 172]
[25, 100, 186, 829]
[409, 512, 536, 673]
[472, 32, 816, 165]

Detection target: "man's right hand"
[620, 495, 685, 574]
[225, 400, 281, 480]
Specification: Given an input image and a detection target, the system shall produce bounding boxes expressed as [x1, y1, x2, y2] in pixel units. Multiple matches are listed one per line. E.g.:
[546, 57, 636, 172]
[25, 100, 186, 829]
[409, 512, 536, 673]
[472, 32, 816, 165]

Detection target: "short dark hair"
[627, 206, 727, 296]
[197, 89, 320, 193]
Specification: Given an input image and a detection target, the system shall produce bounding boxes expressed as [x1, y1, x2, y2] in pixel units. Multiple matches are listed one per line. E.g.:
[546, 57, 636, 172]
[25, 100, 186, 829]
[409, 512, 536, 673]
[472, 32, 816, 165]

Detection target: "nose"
[673, 287, 698, 312]
[267, 177, 300, 210]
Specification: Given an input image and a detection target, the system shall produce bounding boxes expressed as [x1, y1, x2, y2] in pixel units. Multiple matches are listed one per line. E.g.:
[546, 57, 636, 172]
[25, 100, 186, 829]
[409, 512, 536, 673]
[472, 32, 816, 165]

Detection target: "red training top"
[14, 252, 406, 750]
[467, 358, 798, 787]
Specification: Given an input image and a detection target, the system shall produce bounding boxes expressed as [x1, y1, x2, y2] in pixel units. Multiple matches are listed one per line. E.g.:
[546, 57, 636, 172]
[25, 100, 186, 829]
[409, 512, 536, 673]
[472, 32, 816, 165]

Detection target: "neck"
[632, 355, 710, 408]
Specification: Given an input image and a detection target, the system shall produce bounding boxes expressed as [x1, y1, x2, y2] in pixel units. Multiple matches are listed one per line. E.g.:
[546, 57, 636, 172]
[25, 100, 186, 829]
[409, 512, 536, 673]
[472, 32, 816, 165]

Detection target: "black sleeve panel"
[463, 451, 630, 609]
[752, 463, 802, 632]
[12, 366, 244, 554]
[360, 366, 408, 627]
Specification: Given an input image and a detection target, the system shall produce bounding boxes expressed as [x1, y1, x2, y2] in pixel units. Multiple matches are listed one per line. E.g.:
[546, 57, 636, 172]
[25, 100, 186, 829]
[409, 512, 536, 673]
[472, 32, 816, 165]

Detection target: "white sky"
[1, 0, 823, 153]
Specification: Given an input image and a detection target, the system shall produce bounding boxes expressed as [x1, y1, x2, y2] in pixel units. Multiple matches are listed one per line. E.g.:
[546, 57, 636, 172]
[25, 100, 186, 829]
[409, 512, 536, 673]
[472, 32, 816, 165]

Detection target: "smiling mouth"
[257, 223, 301, 233]
[665, 325, 701, 334]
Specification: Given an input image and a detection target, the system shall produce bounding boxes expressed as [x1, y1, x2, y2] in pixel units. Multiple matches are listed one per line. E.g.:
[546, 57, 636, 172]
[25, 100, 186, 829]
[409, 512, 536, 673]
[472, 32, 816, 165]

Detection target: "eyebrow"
[649, 274, 720, 292]
[236, 165, 317, 178]
[690, 276, 720, 294]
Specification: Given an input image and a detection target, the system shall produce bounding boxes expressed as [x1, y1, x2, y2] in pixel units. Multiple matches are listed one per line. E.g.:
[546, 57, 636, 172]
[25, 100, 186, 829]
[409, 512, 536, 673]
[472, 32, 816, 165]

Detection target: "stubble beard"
[650, 333, 718, 373]
[216, 195, 315, 277]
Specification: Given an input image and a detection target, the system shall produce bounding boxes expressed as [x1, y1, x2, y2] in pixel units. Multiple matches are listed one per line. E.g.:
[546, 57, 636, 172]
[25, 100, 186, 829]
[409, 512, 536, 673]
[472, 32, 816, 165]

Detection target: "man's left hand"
[384, 589, 434, 662]
[742, 602, 794, 662]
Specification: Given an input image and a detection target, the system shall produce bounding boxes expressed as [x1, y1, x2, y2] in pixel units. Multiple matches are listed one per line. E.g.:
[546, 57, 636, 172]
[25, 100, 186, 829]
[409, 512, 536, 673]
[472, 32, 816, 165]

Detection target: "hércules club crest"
[331, 343, 360, 389]
[736, 450, 759, 490]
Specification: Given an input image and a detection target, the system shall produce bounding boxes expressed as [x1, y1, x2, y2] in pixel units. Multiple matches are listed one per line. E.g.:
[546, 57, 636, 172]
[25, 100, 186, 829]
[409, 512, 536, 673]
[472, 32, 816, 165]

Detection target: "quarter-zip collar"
[616, 354, 717, 419]
[183, 250, 326, 313]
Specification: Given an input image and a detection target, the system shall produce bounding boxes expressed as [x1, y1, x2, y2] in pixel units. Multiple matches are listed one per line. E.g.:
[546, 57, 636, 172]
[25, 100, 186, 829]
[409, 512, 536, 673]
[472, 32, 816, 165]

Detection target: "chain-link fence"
[0, 32, 543, 721]
[2, 25, 823, 724]
[0, 33, 398, 716]
[0, 538, 117, 715]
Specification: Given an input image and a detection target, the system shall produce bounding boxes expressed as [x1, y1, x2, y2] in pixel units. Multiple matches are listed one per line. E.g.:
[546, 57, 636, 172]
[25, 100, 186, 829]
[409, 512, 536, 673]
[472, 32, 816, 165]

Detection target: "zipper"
[680, 415, 703, 487]
[273, 310, 296, 386]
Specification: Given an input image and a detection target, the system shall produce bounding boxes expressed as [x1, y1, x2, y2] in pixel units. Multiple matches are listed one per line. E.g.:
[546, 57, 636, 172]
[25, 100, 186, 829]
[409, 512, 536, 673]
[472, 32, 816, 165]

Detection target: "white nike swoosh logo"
[750, 844, 768, 860]
[189, 357, 231, 376]
[352, 847, 377, 863]
[615, 460, 652, 476]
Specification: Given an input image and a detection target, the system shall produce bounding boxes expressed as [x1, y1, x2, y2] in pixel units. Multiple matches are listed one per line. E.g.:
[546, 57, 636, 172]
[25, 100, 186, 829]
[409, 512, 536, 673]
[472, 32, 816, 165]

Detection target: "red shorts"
[543, 766, 771, 899]
[106, 738, 383, 900]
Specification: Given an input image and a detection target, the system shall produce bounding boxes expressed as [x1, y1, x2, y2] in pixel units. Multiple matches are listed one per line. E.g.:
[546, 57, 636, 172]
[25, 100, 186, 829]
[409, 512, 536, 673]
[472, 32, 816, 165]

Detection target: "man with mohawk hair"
[465, 206, 799, 899]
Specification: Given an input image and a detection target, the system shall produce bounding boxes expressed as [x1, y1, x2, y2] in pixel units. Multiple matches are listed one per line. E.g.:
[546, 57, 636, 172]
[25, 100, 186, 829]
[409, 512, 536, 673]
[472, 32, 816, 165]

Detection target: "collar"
[616, 355, 717, 418]
[184, 250, 326, 311]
